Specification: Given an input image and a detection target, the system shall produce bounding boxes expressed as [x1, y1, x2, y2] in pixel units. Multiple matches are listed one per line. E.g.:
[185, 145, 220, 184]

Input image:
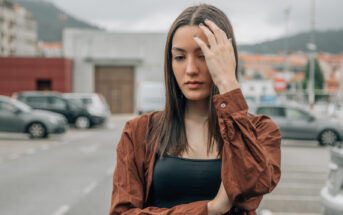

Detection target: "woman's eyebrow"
[172, 47, 202, 52]
[172, 47, 185, 52]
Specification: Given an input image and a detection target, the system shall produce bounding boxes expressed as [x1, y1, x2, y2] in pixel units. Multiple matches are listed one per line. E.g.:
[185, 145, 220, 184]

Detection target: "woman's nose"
[185, 57, 199, 75]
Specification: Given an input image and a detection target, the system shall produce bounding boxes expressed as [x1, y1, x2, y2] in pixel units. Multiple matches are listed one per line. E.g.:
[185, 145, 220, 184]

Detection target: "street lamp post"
[308, 0, 316, 109]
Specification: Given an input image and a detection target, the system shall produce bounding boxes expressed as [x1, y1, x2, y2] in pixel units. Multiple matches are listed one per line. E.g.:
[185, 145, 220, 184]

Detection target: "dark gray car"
[0, 95, 68, 138]
[250, 103, 343, 146]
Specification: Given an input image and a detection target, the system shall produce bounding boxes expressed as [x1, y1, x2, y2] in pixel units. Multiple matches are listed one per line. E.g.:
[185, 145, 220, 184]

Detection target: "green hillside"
[239, 29, 343, 54]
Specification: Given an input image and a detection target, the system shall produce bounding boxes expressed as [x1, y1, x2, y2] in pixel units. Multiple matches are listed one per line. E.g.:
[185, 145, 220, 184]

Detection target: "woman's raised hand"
[193, 19, 239, 94]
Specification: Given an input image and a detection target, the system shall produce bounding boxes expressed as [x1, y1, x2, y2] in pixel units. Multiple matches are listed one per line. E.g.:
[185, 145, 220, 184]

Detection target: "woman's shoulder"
[124, 110, 163, 139]
[126, 111, 162, 128]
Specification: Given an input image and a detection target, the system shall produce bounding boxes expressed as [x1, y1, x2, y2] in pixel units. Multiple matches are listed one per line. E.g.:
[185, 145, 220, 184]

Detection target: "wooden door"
[95, 66, 134, 113]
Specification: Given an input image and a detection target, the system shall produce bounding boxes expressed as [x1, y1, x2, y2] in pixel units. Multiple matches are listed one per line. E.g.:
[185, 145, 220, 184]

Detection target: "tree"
[302, 57, 325, 101]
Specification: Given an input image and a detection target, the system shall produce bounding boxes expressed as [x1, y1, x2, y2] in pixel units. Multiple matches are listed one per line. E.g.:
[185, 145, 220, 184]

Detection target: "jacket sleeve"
[109, 120, 210, 215]
[213, 88, 282, 212]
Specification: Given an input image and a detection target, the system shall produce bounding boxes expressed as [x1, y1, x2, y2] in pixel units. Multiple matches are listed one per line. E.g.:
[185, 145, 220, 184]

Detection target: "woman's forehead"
[172, 25, 208, 51]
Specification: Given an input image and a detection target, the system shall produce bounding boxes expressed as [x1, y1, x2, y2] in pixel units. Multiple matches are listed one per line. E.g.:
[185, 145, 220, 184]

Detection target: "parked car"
[0, 95, 67, 138]
[13, 91, 98, 129]
[137, 81, 165, 114]
[249, 103, 343, 146]
[63, 93, 110, 125]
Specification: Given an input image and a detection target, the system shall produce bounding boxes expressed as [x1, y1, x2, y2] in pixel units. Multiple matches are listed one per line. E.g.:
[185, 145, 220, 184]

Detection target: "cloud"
[51, 0, 343, 44]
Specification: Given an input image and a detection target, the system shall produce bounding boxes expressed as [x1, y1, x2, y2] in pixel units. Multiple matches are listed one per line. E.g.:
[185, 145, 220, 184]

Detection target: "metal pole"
[308, 0, 316, 109]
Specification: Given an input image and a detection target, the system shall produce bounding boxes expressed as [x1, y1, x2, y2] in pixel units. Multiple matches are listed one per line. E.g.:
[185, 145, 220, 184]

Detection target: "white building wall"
[0, 0, 37, 56]
[0, 0, 16, 56]
[241, 80, 277, 103]
[63, 29, 166, 89]
[14, 5, 37, 56]
[63, 28, 167, 112]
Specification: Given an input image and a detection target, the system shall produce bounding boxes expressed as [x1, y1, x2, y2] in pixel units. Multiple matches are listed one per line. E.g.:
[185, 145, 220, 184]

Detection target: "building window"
[36, 79, 52, 91]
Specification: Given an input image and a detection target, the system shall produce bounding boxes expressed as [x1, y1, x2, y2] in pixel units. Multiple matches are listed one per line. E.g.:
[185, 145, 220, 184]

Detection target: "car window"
[26, 96, 49, 108]
[257, 107, 286, 117]
[0, 101, 16, 113]
[49, 97, 67, 110]
[68, 100, 81, 110]
[286, 108, 311, 120]
[12, 100, 31, 112]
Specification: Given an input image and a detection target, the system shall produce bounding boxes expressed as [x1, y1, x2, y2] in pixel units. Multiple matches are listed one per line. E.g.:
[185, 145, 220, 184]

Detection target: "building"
[0, 57, 73, 96]
[63, 28, 166, 114]
[37, 42, 63, 57]
[0, 0, 37, 57]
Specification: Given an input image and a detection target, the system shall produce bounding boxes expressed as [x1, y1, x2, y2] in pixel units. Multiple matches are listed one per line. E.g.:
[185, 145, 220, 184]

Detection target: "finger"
[199, 23, 217, 48]
[193, 36, 211, 56]
[204, 19, 228, 45]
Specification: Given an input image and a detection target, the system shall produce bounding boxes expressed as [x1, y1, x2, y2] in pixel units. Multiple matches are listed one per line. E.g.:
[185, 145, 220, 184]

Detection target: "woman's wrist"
[217, 79, 239, 94]
[207, 200, 223, 215]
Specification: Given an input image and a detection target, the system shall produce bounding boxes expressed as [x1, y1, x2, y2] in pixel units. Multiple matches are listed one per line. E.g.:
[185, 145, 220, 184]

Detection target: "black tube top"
[147, 154, 222, 208]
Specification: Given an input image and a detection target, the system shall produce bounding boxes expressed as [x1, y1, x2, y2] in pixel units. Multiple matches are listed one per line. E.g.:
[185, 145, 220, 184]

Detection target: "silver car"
[250, 103, 343, 146]
[0, 95, 68, 138]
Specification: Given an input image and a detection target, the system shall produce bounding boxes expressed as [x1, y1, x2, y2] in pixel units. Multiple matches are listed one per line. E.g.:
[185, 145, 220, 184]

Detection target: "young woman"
[109, 4, 281, 215]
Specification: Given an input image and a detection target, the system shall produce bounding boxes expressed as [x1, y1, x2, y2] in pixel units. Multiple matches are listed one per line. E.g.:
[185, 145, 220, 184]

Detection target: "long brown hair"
[146, 4, 239, 158]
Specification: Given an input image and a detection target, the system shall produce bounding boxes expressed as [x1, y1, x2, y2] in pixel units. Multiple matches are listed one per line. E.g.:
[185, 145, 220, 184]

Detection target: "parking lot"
[0, 115, 333, 215]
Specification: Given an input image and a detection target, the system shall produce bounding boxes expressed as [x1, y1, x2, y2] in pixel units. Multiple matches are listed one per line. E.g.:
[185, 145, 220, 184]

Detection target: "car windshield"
[12, 99, 32, 112]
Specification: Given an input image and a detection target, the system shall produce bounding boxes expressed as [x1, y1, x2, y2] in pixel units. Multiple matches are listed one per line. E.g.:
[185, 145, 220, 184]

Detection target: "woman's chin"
[184, 93, 209, 102]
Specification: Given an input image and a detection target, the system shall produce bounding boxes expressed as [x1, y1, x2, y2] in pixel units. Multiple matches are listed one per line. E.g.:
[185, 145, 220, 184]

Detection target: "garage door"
[95, 66, 134, 114]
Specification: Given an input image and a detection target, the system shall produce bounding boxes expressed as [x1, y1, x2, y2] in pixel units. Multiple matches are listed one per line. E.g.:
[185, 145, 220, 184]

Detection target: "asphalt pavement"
[0, 115, 331, 215]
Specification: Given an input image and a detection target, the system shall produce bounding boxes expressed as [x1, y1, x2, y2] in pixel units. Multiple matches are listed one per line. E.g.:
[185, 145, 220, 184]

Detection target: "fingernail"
[204, 18, 209, 22]
[193, 34, 197, 38]
[199, 23, 204, 26]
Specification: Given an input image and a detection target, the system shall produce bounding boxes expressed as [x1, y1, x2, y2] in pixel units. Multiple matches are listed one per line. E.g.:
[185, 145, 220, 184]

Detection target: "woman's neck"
[184, 98, 209, 122]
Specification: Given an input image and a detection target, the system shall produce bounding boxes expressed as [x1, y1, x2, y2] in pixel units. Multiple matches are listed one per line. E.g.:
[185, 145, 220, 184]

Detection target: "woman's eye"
[199, 55, 205, 61]
[174, 56, 185, 61]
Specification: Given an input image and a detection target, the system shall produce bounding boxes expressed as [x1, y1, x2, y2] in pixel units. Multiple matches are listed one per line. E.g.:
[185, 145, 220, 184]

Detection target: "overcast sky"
[50, 0, 343, 45]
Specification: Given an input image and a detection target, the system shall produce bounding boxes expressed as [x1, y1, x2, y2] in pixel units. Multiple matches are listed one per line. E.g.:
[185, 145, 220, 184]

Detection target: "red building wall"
[0, 57, 73, 96]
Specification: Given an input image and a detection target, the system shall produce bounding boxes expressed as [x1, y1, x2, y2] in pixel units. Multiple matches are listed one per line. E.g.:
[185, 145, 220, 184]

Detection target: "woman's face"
[171, 25, 212, 102]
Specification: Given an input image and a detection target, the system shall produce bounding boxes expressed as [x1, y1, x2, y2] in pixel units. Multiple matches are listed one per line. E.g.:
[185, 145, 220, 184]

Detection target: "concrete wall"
[63, 28, 167, 113]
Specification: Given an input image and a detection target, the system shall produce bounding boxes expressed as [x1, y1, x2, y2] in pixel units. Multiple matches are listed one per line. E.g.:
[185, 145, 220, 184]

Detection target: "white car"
[63, 93, 110, 127]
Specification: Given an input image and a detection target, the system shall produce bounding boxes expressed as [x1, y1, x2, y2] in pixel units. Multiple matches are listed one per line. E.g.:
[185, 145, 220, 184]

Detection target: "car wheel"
[75, 116, 91, 129]
[319, 129, 338, 146]
[28, 122, 47, 139]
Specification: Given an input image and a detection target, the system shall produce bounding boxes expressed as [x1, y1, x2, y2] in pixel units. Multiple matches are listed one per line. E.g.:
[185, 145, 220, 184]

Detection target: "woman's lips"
[185, 82, 203, 89]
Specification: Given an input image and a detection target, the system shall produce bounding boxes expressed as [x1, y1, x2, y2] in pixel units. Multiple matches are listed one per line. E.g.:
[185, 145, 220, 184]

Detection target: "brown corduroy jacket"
[109, 88, 282, 215]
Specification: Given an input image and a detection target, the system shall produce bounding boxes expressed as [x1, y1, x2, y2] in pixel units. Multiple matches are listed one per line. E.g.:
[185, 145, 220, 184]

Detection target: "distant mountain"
[239, 29, 343, 54]
[13, 0, 101, 42]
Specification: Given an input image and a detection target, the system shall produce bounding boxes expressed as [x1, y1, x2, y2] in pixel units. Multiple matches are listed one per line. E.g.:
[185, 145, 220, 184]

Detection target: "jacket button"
[220, 102, 226, 108]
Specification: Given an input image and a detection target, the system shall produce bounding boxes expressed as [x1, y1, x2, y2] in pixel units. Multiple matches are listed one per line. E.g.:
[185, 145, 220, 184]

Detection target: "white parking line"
[61, 140, 70, 145]
[51, 205, 70, 215]
[281, 174, 327, 180]
[278, 183, 324, 189]
[79, 144, 98, 154]
[282, 168, 328, 173]
[271, 213, 321, 215]
[39, 144, 49, 151]
[83, 182, 98, 194]
[9, 153, 20, 160]
[263, 195, 320, 201]
[26, 148, 36, 155]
